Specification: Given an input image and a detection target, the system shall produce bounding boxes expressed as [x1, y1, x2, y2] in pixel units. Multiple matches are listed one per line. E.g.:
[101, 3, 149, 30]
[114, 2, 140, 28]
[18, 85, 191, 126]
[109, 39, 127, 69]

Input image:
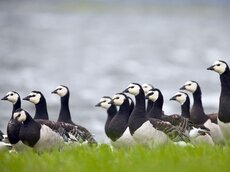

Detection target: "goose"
[123, 83, 189, 147]
[169, 91, 214, 145]
[142, 83, 154, 112]
[1, 91, 28, 151]
[95, 96, 117, 139]
[180, 81, 224, 144]
[23, 91, 49, 120]
[51, 85, 75, 125]
[207, 60, 230, 142]
[13, 108, 68, 152]
[180, 81, 217, 124]
[146, 89, 211, 137]
[23, 90, 97, 144]
[107, 93, 135, 148]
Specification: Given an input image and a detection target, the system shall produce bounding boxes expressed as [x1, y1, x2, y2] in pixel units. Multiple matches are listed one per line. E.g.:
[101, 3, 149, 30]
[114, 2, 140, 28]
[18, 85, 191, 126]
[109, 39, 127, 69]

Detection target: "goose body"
[123, 83, 189, 147]
[14, 109, 65, 151]
[1, 91, 29, 151]
[207, 60, 230, 142]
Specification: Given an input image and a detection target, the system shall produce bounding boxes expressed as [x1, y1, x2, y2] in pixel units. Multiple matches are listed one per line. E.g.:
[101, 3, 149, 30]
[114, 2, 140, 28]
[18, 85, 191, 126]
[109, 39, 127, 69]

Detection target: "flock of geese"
[0, 85, 97, 152]
[0, 59, 230, 152]
[95, 60, 230, 148]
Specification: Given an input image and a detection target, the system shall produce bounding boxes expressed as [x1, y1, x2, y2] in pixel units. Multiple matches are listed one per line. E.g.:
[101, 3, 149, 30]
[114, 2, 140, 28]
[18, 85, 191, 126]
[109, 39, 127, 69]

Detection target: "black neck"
[11, 99, 21, 119]
[57, 94, 73, 123]
[147, 94, 163, 119]
[181, 98, 190, 119]
[219, 69, 230, 122]
[128, 88, 147, 135]
[133, 90, 146, 117]
[34, 98, 49, 120]
[105, 104, 117, 137]
[193, 86, 203, 109]
[146, 100, 154, 112]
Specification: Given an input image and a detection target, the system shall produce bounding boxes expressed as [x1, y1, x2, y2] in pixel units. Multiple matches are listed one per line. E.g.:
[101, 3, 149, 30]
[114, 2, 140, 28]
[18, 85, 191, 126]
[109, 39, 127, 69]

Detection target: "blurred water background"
[0, 0, 230, 142]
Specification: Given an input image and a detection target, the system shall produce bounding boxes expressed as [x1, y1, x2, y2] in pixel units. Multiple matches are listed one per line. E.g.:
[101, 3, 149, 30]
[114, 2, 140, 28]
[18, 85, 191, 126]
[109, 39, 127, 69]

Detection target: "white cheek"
[30, 95, 41, 104]
[214, 66, 225, 74]
[101, 102, 111, 109]
[58, 88, 68, 97]
[113, 98, 124, 106]
[176, 97, 186, 105]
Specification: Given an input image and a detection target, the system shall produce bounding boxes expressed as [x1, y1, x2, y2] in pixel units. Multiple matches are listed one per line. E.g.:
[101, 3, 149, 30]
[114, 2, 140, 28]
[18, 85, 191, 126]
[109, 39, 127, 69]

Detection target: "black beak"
[1, 95, 8, 101]
[51, 89, 58, 94]
[145, 92, 153, 99]
[95, 102, 101, 107]
[123, 88, 129, 93]
[169, 95, 177, 101]
[108, 100, 114, 104]
[207, 65, 215, 71]
[179, 85, 186, 90]
[23, 95, 31, 101]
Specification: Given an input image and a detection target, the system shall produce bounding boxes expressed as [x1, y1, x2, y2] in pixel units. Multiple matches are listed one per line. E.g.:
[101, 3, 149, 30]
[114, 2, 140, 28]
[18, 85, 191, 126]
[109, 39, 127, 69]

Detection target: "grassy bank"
[0, 144, 229, 172]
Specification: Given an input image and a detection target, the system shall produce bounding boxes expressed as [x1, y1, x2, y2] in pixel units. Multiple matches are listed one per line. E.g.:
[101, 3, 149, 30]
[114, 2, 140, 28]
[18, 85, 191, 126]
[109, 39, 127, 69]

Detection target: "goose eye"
[10, 93, 13, 96]
[58, 88, 62, 90]
[217, 64, 221, 66]
[178, 94, 182, 97]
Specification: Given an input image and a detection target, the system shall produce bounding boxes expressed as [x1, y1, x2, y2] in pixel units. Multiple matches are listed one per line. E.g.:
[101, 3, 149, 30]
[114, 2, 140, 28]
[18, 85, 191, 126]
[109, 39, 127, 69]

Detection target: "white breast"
[132, 121, 169, 147]
[217, 118, 230, 143]
[34, 125, 64, 151]
[204, 119, 224, 144]
[111, 127, 135, 148]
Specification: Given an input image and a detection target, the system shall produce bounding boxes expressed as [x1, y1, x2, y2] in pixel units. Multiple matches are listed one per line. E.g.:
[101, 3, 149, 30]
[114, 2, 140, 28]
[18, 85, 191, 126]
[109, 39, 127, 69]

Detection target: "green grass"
[0, 144, 230, 172]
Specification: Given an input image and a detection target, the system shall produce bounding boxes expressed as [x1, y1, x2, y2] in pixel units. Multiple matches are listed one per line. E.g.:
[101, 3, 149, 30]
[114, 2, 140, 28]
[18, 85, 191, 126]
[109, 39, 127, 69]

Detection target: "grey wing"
[161, 114, 189, 133]
[149, 118, 190, 142]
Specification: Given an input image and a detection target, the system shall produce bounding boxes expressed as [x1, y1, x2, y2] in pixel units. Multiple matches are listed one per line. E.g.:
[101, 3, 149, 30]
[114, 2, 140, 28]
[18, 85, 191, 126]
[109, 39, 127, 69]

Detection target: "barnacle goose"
[1, 91, 28, 151]
[107, 93, 135, 148]
[95, 96, 117, 140]
[207, 60, 230, 142]
[13, 108, 68, 152]
[180, 81, 224, 144]
[123, 83, 189, 147]
[51, 85, 75, 125]
[169, 91, 214, 145]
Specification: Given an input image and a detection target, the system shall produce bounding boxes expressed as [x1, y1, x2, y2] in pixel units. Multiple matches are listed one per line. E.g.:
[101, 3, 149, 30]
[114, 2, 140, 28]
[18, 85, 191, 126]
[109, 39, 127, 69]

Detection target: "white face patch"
[174, 92, 187, 105]
[147, 90, 159, 102]
[126, 83, 140, 96]
[28, 92, 41, 104]
[98, 97, 111, 109]
[54, 86, 68, 97]
[142, 83, 154, 94]
[5, 91, 19, 104]
[13, 110, 27, 122]
[183, 81, 197, 93]
[212, 60, 227, 75]
[112, 94, 125, 106]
